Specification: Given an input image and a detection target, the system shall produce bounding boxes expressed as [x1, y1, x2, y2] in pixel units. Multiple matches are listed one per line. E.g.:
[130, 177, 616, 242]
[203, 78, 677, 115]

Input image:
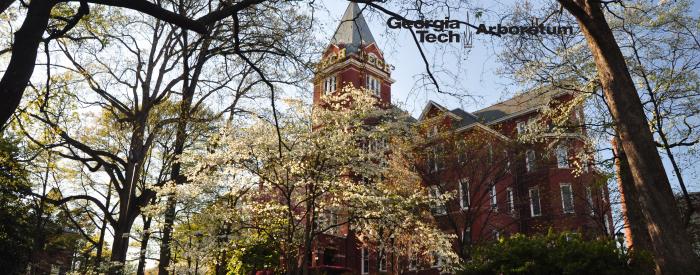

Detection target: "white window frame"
[361, 247, 369, 274]
[517, 121, 526, 135]
[493, 229, 500, 240]
[560, 183, 575, 214]
[430, 185, 447, 215]
[526, 149, 535, 172]
[408, 251, 417, 271]
[427, 125, 438, 138]
[529, 187, 541, 217]
[323, 75, 337, 95]
[586, 186, 595, 216]
[556, 145, 569, 168]
[378, 249, 387, 272]
[506, 187, 515, 214]
[431, 251, 442, 268]
[365, 74, 381, 96]
[462, 227, 471, 244]
[459, 178, 470, 210]
[490, 184, 498, 211]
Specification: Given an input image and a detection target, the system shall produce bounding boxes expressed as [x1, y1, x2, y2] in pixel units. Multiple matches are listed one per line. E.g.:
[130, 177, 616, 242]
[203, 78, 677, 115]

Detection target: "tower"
[314, 3, 394, 106]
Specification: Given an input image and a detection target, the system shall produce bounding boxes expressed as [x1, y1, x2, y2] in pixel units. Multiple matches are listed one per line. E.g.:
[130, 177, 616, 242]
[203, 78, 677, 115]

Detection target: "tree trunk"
[612, 137, 652, 252]
[560, 1, 700, 273]
[158, 196, 177, 275]
[95, 181, 113, 271]
[109, 210, 138, 275]
[0, 0, 53, 128]
[136, 215, 153, 275]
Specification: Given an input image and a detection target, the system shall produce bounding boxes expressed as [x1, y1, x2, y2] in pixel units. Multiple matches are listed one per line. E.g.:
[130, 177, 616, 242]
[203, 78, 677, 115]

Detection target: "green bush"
[458, 231, 653, 275]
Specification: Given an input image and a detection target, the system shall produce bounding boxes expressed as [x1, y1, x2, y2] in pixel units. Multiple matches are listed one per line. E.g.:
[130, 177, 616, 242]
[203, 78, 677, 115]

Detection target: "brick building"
[307, 3, 613, 274]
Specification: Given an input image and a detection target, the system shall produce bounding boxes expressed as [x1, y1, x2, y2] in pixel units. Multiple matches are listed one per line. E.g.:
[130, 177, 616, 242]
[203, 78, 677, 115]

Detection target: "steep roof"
[472, 87, 561, 124]
[330, 3, 376, 54]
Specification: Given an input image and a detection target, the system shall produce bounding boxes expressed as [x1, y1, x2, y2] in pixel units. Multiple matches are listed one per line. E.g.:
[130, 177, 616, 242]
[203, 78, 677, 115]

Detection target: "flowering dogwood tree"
[180, 86, 457, 274]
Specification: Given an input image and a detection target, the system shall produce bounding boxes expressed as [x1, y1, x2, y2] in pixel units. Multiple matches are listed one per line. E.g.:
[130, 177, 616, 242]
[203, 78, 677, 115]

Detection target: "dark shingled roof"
[472, 87, 560, 124]
[450, 108, 479, 128]
[330, 3, 376, 54]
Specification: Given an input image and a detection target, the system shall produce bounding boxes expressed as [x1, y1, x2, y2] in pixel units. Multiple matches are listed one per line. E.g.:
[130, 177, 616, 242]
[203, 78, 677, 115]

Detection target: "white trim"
[529, 187, 541, 217]
[459, 178, 470, 210]
[506, 187, 515, 214]
[526, 149, 536, 173]
[556, 144, 570, 168]
[361, 247, 369, 274]
[490, 184, 498, 211]
[429, 185, 447, 216]
[586, 186, 595, 216]
[560, 183, 575, 214]
[378, 249, 387, 272]
[320, 57, 395, 83]
[418, 100, 463, 121]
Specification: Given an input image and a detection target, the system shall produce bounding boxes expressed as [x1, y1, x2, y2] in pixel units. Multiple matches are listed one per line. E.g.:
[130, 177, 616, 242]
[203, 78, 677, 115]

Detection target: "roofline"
[476, 90, 572, 125]
[480, 106, 541, 125]
[418, 101, 462, 121]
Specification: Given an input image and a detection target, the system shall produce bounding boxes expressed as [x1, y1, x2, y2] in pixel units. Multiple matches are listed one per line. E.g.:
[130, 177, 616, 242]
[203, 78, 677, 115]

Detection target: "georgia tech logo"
[387, 15, 575, 49]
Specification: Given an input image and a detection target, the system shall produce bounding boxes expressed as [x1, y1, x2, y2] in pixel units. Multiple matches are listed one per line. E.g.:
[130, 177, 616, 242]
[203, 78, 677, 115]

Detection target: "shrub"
[458, 231, 653, 275]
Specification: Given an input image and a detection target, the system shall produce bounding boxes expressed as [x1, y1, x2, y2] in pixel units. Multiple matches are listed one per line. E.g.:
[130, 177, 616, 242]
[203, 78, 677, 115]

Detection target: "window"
[431, 251, 442, 267]
[428, 144, 444, 172]
[458, 143, 468, 164]
[365, 138, 387, 154]
[462, 227, 471, 244]
[409, 252, 417, 271]
[556, 145, 569, 168]
[586, 186, 595, 216]
[506, 187, 515, 214]
[378, 249, 387, 271]
[490, 184, 498, 211]
[323, 75, 337, 95]
[493, 230, 500, 240]
[529, 187, 541, 217]
[361, 248, 369, 274]
[428, 125, 438, 137]
[328, 212, 340, 235]
[429, 185, 447, 215]
[560, 184, 574, 214]
[366, 75, 381, 96]
[487, 144, 494, 162]
[526, 149, 535, 172]
[517, 121, 527, 135]
[459, 178, 470, 209]
[504, 149, 511, 171]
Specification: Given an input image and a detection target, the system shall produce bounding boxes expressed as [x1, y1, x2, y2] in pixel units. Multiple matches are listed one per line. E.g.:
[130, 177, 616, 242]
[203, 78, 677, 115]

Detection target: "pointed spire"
[330, 2, 376, 54]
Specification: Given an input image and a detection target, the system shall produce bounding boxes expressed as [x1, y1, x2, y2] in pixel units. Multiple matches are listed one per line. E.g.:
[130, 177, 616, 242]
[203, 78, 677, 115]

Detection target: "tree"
[183, 86, 458, 274]
[0, 135, 33, 274]
[0, 0, 279, 128]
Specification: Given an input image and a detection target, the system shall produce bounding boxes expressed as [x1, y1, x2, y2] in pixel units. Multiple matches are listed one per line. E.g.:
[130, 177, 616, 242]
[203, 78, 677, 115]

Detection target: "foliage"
[459, 231, 654, 275]
[0, 135, 33, 274]
[227, 233, 280, 275]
